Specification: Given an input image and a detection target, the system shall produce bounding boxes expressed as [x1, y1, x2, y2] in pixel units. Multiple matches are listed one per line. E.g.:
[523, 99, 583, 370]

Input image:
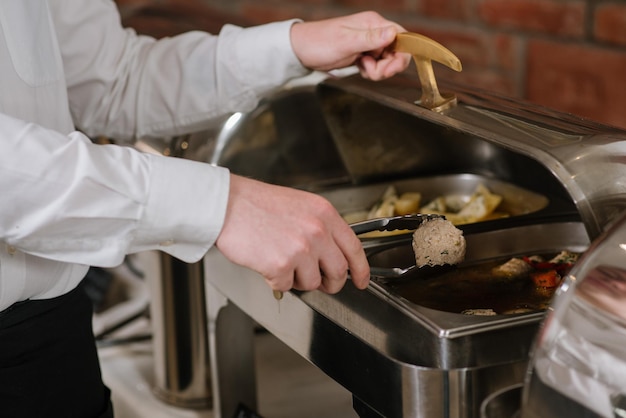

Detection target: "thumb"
[361, 25, 396, 51]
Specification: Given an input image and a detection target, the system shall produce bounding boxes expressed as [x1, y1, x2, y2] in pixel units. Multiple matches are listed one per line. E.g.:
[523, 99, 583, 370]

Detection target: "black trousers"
[0, 285, 113, 418]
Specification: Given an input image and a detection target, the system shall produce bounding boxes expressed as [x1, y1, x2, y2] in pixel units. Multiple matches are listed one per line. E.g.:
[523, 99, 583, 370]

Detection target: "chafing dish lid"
[318, 73, 626, 240]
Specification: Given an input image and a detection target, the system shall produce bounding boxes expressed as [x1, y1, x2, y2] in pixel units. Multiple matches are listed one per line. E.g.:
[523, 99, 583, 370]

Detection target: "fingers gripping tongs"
[272, 214, 444, 300]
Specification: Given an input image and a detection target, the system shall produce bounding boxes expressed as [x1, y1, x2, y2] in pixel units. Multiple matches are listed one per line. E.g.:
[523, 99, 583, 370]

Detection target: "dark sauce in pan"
[381, 255, 571, 315]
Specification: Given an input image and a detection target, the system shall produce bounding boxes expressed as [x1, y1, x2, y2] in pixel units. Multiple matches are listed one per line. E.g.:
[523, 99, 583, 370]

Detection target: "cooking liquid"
[381, 256, 569, 315]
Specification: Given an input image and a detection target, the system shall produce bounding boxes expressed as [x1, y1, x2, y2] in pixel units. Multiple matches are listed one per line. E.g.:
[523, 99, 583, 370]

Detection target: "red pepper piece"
[523, 257, 573, 275]
[531, 270, 561, 288]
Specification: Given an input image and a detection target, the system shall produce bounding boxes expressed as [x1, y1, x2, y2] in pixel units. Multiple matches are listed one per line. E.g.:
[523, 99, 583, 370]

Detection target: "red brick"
[335, 0, 407, 13]
[408, 27, 491, 69]
[239, 4, 308, 24]
[114, 0, 153, 20]
[478, 0, 585, 38]
[494, 34, 522, 72]
[239, 0, 354, 24]
[393, 27, 519, 96]
[113, 0, 626, 132]
[594, 3, 626, 46]
[419, 0, 471, 21]
[526, 40, 626, 129]
[122, 3, 250, 35]
[425, 30, 523, 71]
[114, 0, 150, 8]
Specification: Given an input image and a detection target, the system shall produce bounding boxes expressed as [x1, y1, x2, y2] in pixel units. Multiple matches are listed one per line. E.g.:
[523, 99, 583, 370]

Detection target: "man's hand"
[215, 174, 370, 294]
[290, 11, 411, 80]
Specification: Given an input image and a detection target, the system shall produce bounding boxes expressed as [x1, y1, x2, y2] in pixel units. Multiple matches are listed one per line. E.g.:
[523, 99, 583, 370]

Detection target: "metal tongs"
[350, 213, 444, 236]
[272, 214, 444, 300]
[351, 214, 445, 278]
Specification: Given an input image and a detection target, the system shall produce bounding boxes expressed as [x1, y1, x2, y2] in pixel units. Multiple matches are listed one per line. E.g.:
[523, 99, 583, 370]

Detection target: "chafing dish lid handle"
[392, 32, 462, 112]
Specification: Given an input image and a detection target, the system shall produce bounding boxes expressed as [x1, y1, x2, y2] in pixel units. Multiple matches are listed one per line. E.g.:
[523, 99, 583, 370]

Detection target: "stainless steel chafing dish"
[150, 39, 626, 418]
[521, 215, 626, 418]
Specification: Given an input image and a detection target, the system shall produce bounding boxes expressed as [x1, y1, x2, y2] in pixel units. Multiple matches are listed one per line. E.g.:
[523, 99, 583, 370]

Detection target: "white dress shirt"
[0, 0, 309, 311]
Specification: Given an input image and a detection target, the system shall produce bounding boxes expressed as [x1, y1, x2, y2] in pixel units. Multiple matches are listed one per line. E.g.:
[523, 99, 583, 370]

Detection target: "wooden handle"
[392, 32, 462, 112]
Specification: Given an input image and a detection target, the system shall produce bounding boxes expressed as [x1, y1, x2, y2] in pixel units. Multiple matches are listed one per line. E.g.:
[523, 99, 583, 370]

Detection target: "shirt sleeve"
[50, 0, 310, 142]
[0, 112, 228, 267]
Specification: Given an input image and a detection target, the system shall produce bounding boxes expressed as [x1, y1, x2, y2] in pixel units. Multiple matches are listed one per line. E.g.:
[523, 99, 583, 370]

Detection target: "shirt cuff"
[132, 154, 230, 263]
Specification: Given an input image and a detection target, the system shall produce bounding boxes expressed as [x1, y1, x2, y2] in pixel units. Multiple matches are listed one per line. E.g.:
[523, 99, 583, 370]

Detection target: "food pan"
[319, 173, 574, 229]
[363, 221, 590, 338]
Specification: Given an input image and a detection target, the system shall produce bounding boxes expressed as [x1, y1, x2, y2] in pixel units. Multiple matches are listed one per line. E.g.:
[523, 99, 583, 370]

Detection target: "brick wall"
[116, 0, 626, 130]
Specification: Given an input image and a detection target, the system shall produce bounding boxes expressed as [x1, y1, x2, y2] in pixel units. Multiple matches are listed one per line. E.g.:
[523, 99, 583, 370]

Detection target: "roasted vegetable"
[530, 270, 562, 288]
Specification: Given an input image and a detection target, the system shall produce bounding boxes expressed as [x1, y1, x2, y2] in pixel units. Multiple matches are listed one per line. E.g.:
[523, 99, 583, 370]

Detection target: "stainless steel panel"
[203, 249, 528, 418]
[203, 220, 589, 418]
[480, 384, 522, 418]
[180, 86, 349, 189]
[150, 255, 212, 408]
